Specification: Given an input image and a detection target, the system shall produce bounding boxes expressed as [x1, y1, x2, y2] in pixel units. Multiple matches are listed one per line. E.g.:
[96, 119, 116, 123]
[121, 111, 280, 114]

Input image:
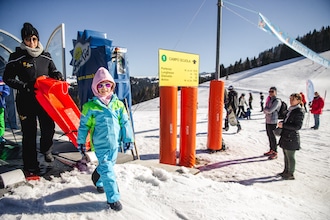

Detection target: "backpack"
[274, 98, 288, 119]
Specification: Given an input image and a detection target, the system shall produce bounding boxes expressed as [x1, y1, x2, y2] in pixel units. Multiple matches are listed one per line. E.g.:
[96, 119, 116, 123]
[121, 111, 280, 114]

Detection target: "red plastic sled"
[34, 76, 90, 150]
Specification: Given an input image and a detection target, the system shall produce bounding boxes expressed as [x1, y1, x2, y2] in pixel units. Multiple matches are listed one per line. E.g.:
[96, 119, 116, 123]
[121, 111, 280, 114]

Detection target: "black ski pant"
[16, 93, 55, 171]
[266, 123, 277, 152]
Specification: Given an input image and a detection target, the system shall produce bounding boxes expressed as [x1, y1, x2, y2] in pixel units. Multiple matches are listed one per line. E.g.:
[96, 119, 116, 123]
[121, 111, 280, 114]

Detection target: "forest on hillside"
[130, 26, 330, 105]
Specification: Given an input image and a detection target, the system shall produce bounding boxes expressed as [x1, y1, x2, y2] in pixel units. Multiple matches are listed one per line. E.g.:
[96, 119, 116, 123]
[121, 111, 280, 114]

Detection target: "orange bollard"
[159, 86, 178, 165]
[207, 80, 225, 151]
[179, 87, 198, 167]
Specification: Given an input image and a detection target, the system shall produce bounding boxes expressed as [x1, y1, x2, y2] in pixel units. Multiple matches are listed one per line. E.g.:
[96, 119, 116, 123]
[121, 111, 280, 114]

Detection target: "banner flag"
[46, 23, 66, 79]
[258, 13, 330, 68]
[306, 79, 315, 103]
[70, 30, 133, 123]
[0, 29, 20, 129]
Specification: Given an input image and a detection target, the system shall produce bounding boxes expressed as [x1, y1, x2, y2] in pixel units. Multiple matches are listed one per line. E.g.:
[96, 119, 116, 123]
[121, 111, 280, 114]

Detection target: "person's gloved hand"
[22, 81, 36, 93]
[124, 142, 134, 152]
[77, 144, 86, 155]
[76, 157, 88, 171]
[49, 70, 64, 81]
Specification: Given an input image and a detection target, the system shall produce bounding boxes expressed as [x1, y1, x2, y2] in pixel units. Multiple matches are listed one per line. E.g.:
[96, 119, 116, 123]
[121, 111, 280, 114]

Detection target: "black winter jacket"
[279, 106, 304, 151]
[3, 47, 57, 94]
[227, 90, 238, 112]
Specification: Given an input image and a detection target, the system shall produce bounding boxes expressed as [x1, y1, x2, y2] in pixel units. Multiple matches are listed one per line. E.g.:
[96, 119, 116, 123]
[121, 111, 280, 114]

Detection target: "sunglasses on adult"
[24, 36, 38, 42]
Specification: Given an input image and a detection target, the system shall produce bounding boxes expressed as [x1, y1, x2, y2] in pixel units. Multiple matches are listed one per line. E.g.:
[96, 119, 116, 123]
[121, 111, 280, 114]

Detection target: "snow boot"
[44, 152, 54, 163]
[108, 201, 122, 211]
[268, 152, 278, 160]
[264, 150, 274, 156]
[92, 169, 105, 193]
[237, 124, 242, 133]
[92, 169, 100, 186]
[97, 186, 105, 193]
[277, 171, 288, 177]
[282, 173, 295, 180]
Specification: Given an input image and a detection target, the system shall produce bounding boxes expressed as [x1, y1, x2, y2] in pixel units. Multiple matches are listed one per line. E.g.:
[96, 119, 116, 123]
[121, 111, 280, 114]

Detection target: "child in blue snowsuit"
[0, 76, 10, 144]
[77, 67, 134, 211]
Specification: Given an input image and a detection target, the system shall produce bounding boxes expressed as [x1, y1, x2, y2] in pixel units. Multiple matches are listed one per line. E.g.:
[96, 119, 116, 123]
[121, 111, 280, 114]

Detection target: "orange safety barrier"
[179, 87, 198, 167]
[159, 86, 178, 165]
[207, 80, 225, 151]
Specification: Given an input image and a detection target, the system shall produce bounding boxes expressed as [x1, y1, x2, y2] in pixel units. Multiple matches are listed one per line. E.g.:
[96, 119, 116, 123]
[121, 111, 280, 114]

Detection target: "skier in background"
[224, 85, 242, 133]
[248, 92, 253, 110]
[260, 92, 265, 112]
[299, 92, 307, 112]
[237, 93, 248, 118]
[309, 91, 324, 130]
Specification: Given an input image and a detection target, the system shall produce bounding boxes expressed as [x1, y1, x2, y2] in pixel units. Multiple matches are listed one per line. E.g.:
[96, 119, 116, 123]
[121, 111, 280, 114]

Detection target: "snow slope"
[1, 52, 329, 220]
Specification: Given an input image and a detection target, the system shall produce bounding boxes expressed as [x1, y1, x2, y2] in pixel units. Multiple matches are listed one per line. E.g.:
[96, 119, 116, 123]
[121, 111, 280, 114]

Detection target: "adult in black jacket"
[3, 23, 63, 175]
[277, 93, 304, 180]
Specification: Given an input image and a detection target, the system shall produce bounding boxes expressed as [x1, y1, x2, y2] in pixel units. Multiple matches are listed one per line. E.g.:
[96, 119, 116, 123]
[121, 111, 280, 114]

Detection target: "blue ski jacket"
[77, 66, 134, 203]
[77, 94, 134, 152]
[77, 94, 134, 203]
[0, 76, 10, 108]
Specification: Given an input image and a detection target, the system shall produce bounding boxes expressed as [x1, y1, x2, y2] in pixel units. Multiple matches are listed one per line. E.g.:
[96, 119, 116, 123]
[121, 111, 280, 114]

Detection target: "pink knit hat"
[91, 67, 116, 104]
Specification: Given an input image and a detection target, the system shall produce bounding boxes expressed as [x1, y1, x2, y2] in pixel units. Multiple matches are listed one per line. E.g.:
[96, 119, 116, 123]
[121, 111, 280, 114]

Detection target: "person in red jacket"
[300, 92, 307, 112]
[310, 92, 325, 130]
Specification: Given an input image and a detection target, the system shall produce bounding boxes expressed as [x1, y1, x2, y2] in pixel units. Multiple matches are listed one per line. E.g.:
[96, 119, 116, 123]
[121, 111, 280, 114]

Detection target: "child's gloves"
[124, 142, 134, 151]
[77, 144, 86, 155]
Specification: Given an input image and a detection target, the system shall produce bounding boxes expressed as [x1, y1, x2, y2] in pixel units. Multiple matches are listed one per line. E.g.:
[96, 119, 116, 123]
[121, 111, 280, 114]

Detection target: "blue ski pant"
[95, 148, 120, 203]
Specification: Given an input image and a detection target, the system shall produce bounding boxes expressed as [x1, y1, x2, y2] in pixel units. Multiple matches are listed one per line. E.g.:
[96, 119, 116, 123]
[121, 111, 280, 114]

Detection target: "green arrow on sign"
[161, 55, 167, 62]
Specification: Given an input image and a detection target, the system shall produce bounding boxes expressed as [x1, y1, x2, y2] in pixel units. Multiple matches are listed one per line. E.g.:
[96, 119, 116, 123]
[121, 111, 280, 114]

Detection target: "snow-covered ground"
[1, 52, 330, 219]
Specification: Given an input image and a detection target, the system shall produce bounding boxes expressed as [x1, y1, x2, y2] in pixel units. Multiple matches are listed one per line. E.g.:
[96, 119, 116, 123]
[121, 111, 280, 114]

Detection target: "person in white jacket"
[237, 93, 248, 118]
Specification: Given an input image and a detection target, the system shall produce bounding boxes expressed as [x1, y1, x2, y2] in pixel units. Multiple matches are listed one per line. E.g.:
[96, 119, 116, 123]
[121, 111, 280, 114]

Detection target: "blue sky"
[1, 0, 329, 77]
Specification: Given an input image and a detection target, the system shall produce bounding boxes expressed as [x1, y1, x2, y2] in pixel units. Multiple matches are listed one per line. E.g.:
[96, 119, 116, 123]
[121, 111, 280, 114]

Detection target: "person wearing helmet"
[224, 85, 242, 133]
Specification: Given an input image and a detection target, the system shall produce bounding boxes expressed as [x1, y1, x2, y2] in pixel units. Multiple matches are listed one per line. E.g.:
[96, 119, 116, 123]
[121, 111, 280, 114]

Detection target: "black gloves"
[49, 70, 64, 81]
[124, 142, 134, 152]
[22, 80, 36, 93]
[77, 144, 86, 155]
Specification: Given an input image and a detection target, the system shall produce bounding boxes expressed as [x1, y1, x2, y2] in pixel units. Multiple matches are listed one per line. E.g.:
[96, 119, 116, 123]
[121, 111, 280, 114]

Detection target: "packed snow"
[1, 52, 330, 219]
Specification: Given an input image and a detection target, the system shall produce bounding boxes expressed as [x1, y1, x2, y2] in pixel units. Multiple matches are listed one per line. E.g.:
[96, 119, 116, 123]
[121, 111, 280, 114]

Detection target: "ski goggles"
[97, 82, 112, 89]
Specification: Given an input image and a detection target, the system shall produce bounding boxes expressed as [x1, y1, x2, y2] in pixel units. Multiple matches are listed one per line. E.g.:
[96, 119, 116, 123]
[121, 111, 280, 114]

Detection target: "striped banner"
[258, 13, 330, 68]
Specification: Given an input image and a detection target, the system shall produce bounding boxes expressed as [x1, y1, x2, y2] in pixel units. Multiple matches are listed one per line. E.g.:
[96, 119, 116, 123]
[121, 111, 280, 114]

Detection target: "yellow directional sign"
[158, 49, 199, 87]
